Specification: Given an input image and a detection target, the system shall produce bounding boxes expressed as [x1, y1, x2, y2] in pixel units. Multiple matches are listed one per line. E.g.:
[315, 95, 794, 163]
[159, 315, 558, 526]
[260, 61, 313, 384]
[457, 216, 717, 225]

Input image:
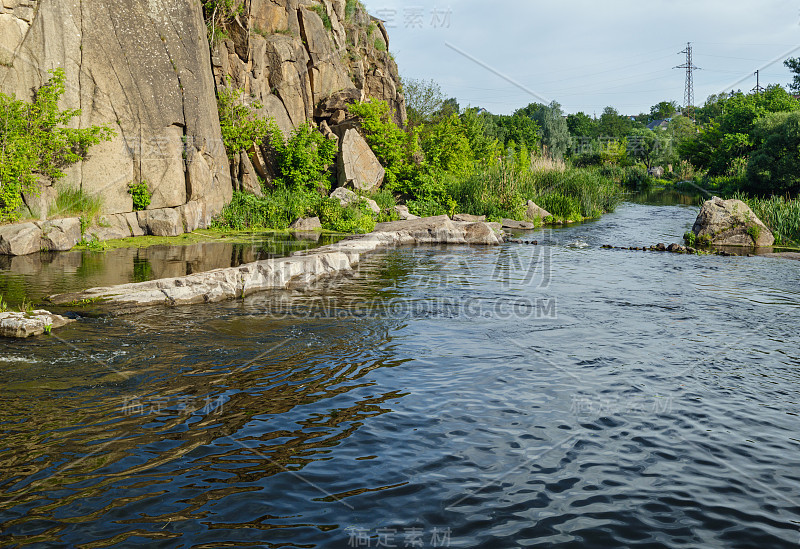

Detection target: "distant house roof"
[647, 119, 669, 130]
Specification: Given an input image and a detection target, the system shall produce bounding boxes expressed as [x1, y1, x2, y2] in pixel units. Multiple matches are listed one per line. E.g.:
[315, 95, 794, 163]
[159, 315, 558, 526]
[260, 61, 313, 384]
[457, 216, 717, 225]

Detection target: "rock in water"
[692, 197, 774, 247]
[0, 311, 75, 339]
[501, 219, 535, 230]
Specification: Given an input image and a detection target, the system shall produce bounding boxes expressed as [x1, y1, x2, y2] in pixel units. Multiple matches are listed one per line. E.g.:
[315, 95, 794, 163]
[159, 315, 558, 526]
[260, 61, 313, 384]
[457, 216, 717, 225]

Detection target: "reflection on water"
[1, 201, 800, 547]
[0, 232, 343, 307]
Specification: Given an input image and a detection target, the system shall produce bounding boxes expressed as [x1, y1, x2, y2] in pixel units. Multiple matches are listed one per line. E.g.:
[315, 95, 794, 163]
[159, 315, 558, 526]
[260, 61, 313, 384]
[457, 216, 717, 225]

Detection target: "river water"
[1, 198, 799, 548]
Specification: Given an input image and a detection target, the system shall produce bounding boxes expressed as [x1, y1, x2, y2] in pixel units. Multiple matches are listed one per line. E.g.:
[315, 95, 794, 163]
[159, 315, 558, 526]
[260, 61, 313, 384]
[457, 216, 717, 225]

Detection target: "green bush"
[217, 84, 275, 159]
[535, 193, 582, 221]
[271, 123, 337, 192]
[348, 100, 422, 194]
[622, 165, 653, 189]
[127, 181, 151, 211]
[736, 193, 800, 245]
[0, 69, 114, 222]
[214, 189, 322, 231]
[316, 197, 375, 233]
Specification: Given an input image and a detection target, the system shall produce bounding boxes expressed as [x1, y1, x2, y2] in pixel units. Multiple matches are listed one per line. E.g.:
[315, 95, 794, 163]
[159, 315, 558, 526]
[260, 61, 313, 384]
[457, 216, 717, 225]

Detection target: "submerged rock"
[0, 310, 75, 339]
[692, 196, 774, 247]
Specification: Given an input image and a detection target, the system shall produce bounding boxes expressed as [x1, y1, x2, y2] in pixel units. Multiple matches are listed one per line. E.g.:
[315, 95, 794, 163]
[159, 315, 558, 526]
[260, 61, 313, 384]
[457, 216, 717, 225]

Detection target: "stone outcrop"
[394, 205, 418, 221]
[48, 216, 501, 310]
[692, 197, 774, 247]
[337, 129, 385, 191]
[0, 310, 75, 338]
[501, 219, 535, 230]
[212, 0, 405, 191]
[453, 213, 486, 222]
[290, 217, 322, 231]
[0, 0, 232, 222]
[526, 201, 552, 221]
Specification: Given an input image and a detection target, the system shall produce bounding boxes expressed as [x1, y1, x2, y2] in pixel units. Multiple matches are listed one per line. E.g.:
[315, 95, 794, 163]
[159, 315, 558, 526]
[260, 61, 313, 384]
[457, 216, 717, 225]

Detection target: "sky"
[361, 0, 800, 116]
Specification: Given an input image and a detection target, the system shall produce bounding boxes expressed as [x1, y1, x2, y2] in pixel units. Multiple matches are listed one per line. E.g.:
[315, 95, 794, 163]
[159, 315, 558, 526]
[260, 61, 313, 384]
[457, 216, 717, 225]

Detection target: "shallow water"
[1, 200, 800, 548]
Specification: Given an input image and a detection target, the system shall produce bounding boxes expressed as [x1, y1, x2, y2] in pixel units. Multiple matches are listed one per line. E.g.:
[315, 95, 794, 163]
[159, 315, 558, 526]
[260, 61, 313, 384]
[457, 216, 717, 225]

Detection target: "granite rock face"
[0, 0, 232, 220]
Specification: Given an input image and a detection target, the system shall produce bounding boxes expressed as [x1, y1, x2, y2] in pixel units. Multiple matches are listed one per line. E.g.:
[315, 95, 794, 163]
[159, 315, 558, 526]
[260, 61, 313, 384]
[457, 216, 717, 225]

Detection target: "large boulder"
[337, 129, 385, 192]
[692, 197, 774, 247]
[39, 218, 82, 251]
[290, 217, 322, 231]
[0, 310, 76, 339]
[138, 208, 183, 237]
[0, 222, 43, 256]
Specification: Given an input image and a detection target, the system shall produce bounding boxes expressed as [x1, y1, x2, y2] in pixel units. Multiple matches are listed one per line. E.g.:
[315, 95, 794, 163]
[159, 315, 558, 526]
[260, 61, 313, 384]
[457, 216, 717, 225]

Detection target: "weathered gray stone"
[88, 214, 133, 242]
[49, 214, 502, 311]
[178, 201, 208, 233]
[501, 219, 535, 230]
[330, 187, 380, 215]
[394, 205, 418, 221]
[337, 129, 385, 192]
[290, 217, 322, 231]
[525, 200, 551, 221]
[0, 310, 75, 339]
[39, 218, 81, 251]
[138, 208, 182, 237]
[692, 196, 774, 247]
[238, 151, 264, 197]
[0, 222, 42, 256]
[453, 213, 486, 222]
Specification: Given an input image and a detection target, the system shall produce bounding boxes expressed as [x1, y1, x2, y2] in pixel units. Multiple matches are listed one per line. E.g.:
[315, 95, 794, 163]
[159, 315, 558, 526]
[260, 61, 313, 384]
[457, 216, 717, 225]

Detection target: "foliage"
[202, 0, 245, 43]
[271, 123, 337, 192]
[735, 192, 800, 245]
[419, 115, 474, 178]
[598, 106, 633, 139]
[650, 100, 679, 121]
[214, 189, 321, 230]
[316, 197, 375, 233]
[0, 69, 114, 222]
[627, 128, 670, 170]
[402, 78, 445, 127]
[784, 57, 800, 94]
[309, 4, 332, 31]
[49, 186, 102, 219]
[525, 102, 570, 160]
[482, 112, 540, 153]
[683, 231, 697, 246]
[348, 100, 421, 194]
[567, 112, 597, 138]
[217, 84, 275, 159]
[745, 111, 800, 195]
[127, 181, 151, 211]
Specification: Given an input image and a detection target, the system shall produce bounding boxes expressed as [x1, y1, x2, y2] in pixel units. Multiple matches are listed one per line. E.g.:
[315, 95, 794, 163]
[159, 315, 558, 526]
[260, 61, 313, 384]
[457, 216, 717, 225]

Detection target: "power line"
[674, 42, 700, 120]
[751, 70, 766, 94]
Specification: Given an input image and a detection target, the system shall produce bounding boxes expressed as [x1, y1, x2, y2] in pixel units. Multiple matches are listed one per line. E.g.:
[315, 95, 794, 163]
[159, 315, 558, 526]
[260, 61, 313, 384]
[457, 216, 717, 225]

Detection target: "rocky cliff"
[0, 0, 405, 240]
[210, 0, 406, 192]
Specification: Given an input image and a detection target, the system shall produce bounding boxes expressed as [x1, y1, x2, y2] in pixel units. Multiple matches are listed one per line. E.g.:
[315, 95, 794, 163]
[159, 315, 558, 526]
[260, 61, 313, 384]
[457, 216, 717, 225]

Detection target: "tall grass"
[48, 186, 102, 219]
[446, 162, 623, 222]
[734, 192, 800, 245]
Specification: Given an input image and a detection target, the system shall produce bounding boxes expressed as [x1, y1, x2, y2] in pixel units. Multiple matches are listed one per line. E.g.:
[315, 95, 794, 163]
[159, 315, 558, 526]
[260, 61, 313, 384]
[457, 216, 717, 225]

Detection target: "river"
[1, 196, 799, 548]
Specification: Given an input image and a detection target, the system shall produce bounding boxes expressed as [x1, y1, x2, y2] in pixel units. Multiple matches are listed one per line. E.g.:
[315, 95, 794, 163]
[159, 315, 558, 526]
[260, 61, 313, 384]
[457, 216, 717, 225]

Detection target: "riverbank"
[46, 216, 502, 313]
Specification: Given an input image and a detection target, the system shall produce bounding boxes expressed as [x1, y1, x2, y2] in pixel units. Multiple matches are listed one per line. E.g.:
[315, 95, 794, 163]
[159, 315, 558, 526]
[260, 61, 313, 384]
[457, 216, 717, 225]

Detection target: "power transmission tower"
[674, 42, 700, 120]
[751, 70, 765, 94]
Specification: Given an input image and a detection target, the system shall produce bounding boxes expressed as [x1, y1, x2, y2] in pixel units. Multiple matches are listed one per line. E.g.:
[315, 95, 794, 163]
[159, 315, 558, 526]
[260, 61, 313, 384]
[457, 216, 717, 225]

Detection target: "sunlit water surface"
[1, 199, 799, 548]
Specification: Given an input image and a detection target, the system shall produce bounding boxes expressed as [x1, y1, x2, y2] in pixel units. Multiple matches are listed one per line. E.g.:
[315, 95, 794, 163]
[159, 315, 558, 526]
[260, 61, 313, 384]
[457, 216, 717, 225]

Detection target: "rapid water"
[1, 199, 799, 548]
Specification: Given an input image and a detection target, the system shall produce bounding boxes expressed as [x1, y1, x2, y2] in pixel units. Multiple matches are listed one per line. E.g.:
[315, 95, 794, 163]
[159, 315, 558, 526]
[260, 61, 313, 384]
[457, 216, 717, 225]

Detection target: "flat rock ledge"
[47, 216, 503, 311]
[0, 311, 75, 339]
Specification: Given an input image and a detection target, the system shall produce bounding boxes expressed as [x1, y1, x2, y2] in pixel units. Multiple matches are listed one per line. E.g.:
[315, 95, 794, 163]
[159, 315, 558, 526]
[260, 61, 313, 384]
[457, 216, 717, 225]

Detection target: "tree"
[528, 101, 570, 160]
[598, 106, 632, 139]
[746, 111, 800, 194]
[784, 57, 800, 93]
[627, 128, 670, 170]
[438, 98, 460, 118]
[566, 112, 597, 137]
[650, 100, 679, 121]
[402, 78, 445, 127]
